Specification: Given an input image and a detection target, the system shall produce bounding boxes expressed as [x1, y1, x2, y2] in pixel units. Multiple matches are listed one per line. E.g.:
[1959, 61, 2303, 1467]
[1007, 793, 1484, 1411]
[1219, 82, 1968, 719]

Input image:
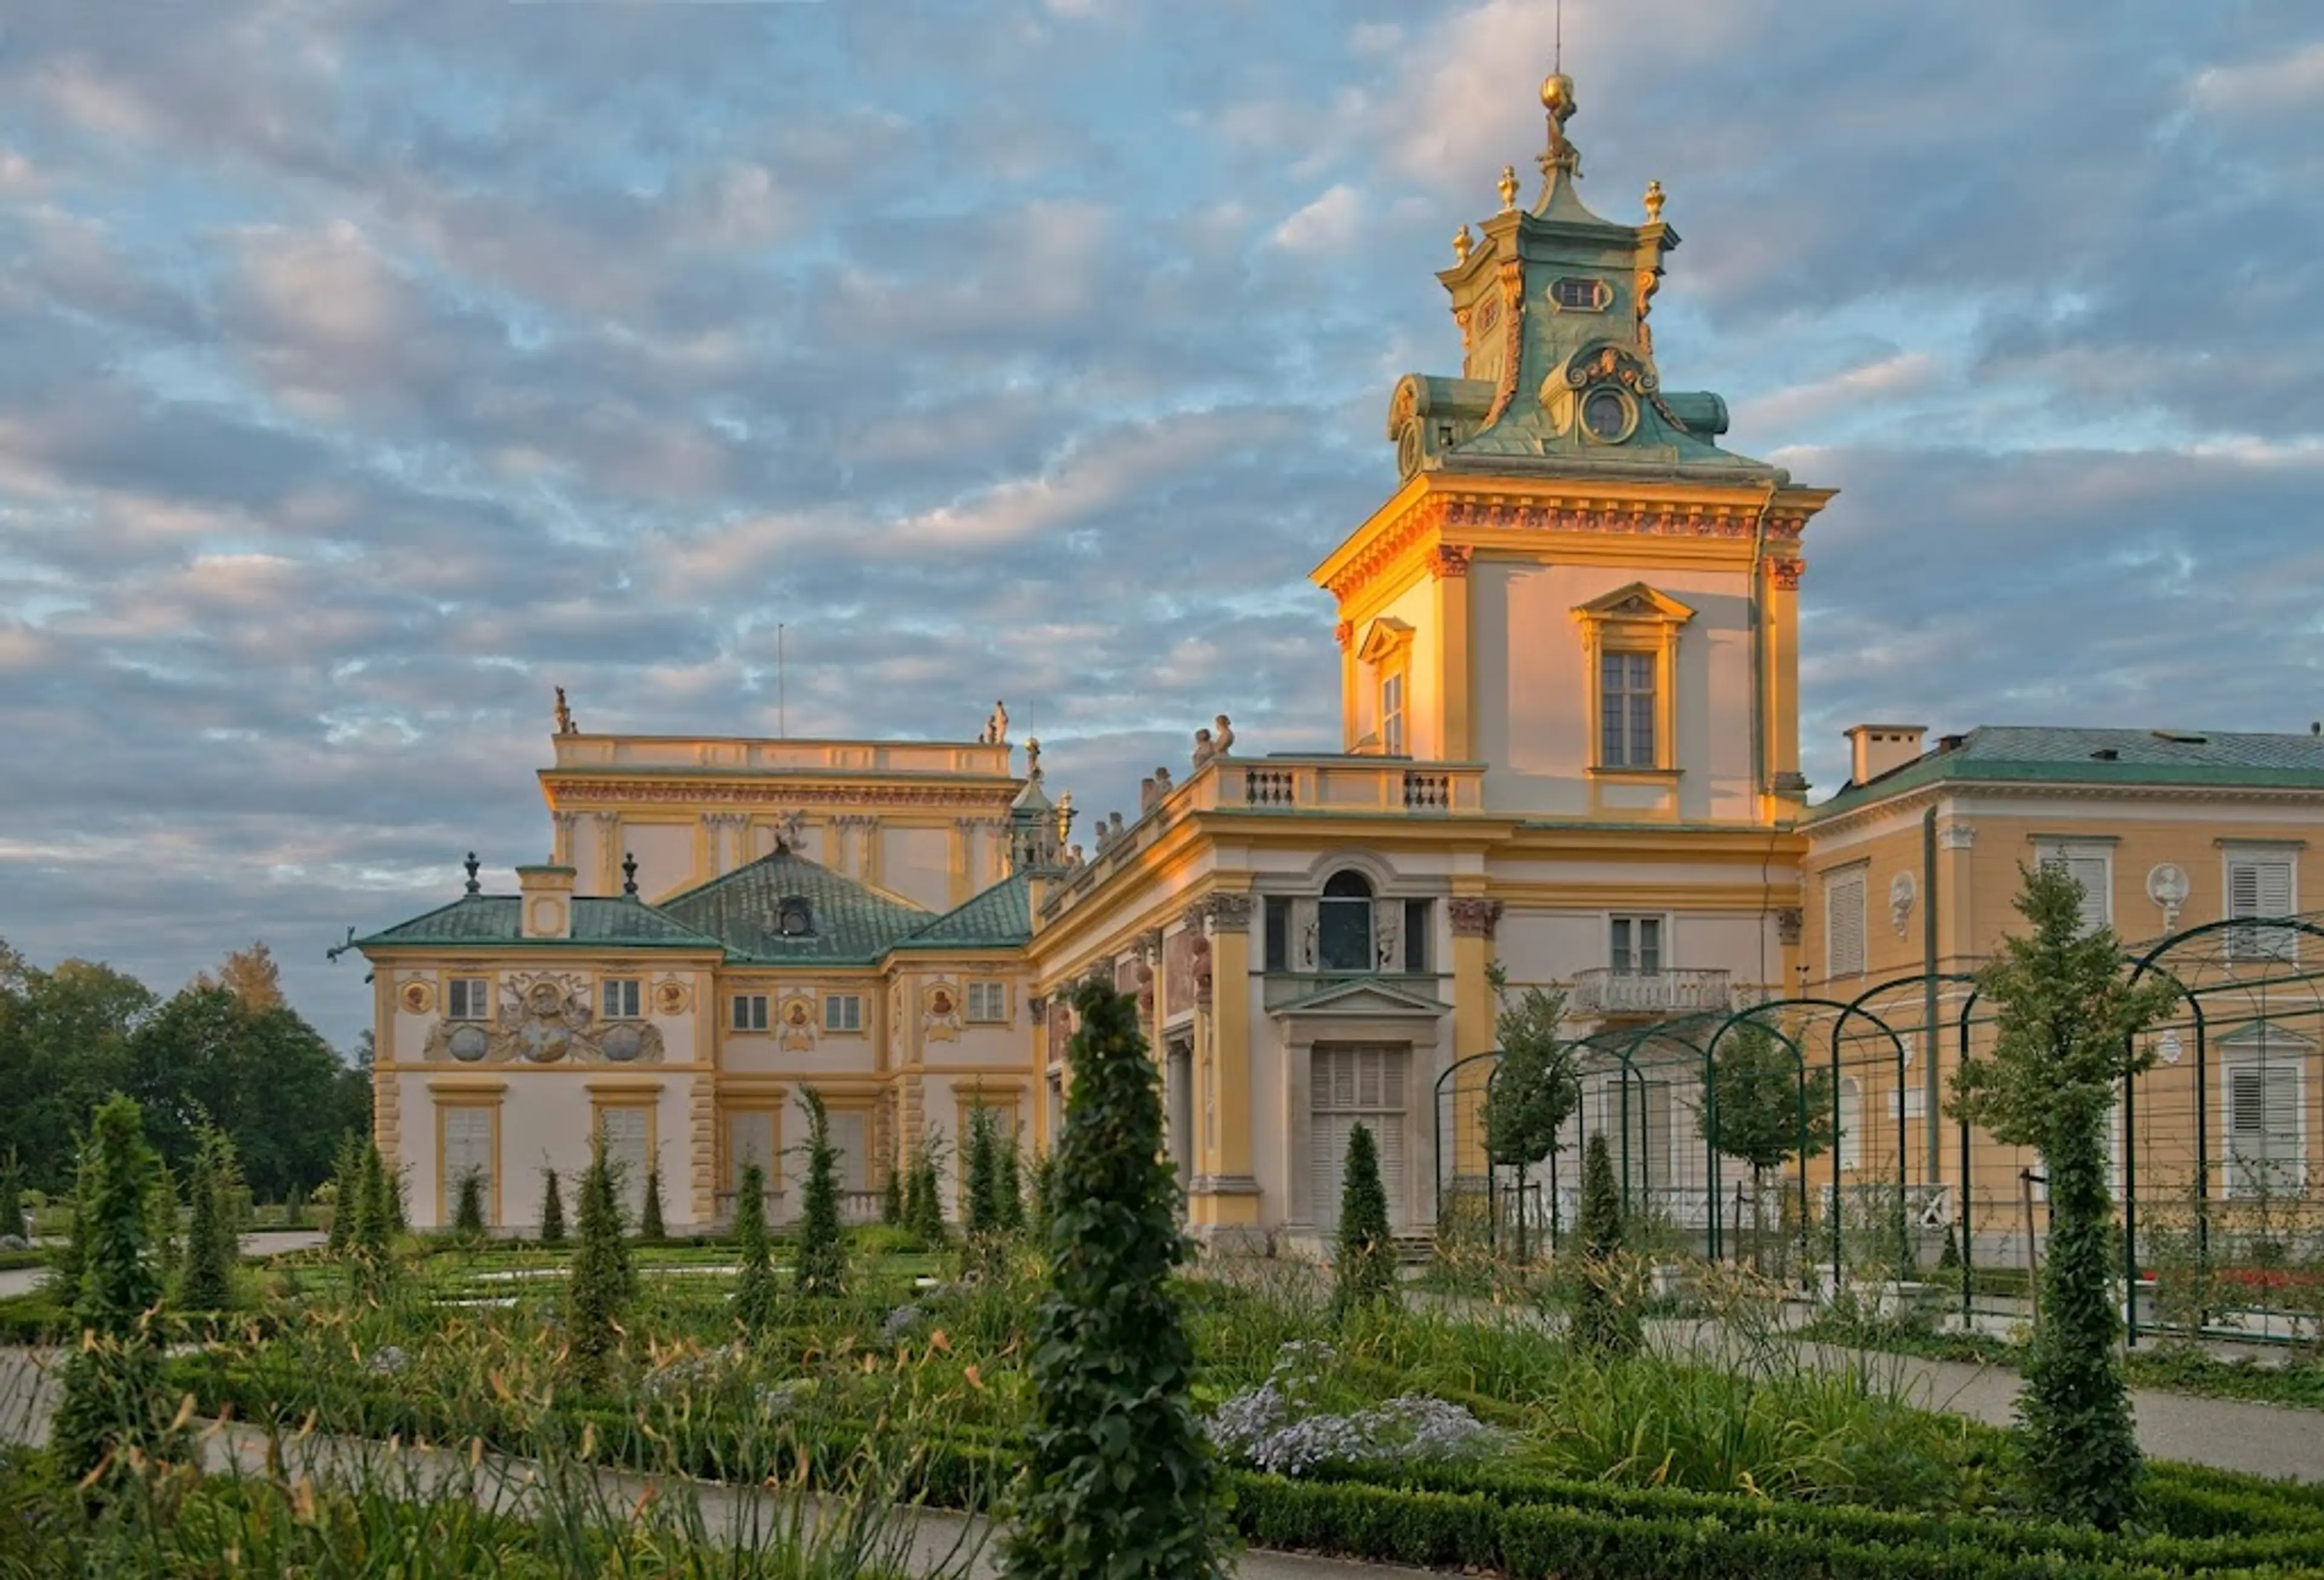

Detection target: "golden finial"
[1452, 224, 1473, 262]
[1497, 164, 1518, 212]
[1643, 179, 1666, 222]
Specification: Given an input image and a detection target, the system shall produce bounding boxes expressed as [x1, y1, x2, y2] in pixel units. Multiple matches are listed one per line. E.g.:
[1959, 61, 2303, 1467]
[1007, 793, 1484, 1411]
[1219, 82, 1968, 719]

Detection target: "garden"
[8, 877, 2324, 1576]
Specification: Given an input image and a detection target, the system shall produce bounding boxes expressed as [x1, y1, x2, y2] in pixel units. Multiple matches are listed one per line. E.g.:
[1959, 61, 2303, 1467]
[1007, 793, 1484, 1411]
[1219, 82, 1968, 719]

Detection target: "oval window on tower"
[1581, 386, 1634, 443]
[1551, 277, 1609, 311]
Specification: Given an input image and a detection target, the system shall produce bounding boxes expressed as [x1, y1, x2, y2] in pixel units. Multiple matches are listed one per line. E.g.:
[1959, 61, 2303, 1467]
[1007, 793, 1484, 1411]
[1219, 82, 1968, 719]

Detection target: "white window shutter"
[2228, 856, 2297, 960]
[443, 1109, 494, 1225]
[1826, 873, 1865, 978]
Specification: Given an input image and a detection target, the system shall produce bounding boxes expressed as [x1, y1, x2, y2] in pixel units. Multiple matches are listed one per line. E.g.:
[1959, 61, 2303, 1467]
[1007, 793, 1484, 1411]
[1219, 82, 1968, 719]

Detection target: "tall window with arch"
[1319, 870, 1376, 973]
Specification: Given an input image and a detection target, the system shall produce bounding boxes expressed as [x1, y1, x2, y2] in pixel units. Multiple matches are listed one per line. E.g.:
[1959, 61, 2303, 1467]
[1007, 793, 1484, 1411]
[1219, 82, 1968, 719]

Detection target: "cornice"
[543, 781, 1020, 811]
[1805, 778, 2324, 842]
[1313, 477, 1829, 612]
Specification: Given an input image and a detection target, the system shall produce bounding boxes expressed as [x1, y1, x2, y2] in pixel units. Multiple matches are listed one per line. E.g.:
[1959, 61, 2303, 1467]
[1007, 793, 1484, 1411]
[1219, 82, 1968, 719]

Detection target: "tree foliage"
[1482, 967, 1578, 1260]
[567, 1139, 632, 1385]
[1332, 1122, 1397, 1319]
[793, 1088, 847, 1298]
[1001, 981, 1229, 1580]
[51, 1095, 182, 1485]
[1950, 862, 2179, 1530]
[177, 1126, 241, 1312]
[1571, 1130, 1639, 1360]
[538, 1167, 566, 1245]
[0, 1148, 25, 1242]
[732, 1160, 778, 1335]
[324, 1133, 361, 1257]
[638, 1160, 666, 1243]
[904, 1135, 948, 1249]
[453, 1170, 488, 1243]
[963, 1102, 1004, 1240]
[194, 941, 285, 1012]
[1701, 1021, 1833, 1176]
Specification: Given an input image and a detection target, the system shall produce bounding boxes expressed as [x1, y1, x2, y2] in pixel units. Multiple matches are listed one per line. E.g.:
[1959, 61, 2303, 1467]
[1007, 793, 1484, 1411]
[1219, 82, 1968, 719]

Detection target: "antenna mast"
[1555, 0, 1563, 73]
[778, 624, 787, 739]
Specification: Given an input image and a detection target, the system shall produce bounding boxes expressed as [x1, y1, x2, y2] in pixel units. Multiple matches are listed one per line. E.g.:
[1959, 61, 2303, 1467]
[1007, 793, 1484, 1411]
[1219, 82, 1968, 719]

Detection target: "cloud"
[0, 0, 2316, 1048]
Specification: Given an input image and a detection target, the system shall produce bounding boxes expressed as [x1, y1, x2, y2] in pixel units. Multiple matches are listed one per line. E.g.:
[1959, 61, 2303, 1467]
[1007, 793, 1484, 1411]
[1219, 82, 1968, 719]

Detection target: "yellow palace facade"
[356, 68, 2321, 1246]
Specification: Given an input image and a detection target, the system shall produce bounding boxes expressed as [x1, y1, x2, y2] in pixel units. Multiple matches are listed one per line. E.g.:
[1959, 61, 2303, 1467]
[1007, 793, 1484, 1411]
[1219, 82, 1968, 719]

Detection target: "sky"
[1, 0, 2320, 1048]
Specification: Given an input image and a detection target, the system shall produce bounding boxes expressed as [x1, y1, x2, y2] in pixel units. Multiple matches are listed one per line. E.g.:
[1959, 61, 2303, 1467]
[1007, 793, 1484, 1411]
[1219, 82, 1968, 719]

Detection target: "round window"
[1581, 387, 1632, 441]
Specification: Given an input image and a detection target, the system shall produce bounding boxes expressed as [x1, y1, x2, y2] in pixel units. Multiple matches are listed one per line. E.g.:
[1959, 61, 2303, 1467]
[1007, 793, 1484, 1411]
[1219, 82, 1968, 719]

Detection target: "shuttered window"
[727, 1109, 775, 1194]
[2227, 852, 2297, 962]
[2035, 843, 2112, 934]
[2226, 1059, 2305, 1199]
[597, 1107, 651, 1222]
[825, 1109, 869, 1195]
[441, 1106, 495, 1226]
[1825, 869, 1866, 979]
[1310, 1045, 1407, 1231]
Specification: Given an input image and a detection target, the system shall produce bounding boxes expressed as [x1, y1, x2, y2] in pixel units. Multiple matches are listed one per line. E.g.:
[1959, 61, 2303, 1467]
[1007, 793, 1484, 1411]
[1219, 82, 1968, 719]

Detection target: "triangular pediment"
[1356, 617, 1416, 665]
[1269, 977, 1452, 1018]
[1572, 581, 1695, 625]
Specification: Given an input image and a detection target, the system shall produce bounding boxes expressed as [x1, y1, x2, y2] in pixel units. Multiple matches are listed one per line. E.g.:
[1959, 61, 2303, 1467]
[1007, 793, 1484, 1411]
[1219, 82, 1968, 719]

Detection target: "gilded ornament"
[1497, 163, 1518, 212]
[421, 971, 665, 1066]
[1452, 224, 1472, 263]
[1643, 179, 1665, 222]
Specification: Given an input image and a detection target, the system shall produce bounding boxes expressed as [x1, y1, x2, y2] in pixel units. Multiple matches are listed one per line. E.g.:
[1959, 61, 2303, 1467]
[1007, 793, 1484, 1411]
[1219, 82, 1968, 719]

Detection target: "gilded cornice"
[1314, 476, 1831, 613]
[1805, 779, 2324, 843]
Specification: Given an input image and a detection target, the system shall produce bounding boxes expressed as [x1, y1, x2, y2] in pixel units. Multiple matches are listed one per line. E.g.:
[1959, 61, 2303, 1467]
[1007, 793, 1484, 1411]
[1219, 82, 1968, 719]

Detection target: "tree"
[793, 1088, 847, 1298]
[0, 954, 153, 1193]
[997, 1131, 1026, 1234]
[197, 941, 285, 1012]
[1000, 981, 1229, 1580]
[963, 1102, 1003, 1240]
[567, 1139, 632, 1386]
[1950, 863, 2179, 1530]
[904, 1135, 948, 1249]
[881, 1164, 904, 1227]
[1699, 1022, 1834, 1265]
[1332, 1122, 1397, 1319]
[638, 1159, 666, 1243]
[44, 1154, 88, 1303]
[349, 1143, 395, 1296]
[732, 1160, 778, 1335]
[148, 1157, 182, 1291]
[538, 1168, 566, 1245]
[324, 1132, 362, 1257]
[51, 1095, 182, 1485]
[453, 1170, 488, 1243]
[177, 1127, 240, 1312]
[1481, 969, 1578, 1260]
[123, 985, 354, 1199]
[1571, 1131, 1638, 1360]
[0, 1148, 24, 1242]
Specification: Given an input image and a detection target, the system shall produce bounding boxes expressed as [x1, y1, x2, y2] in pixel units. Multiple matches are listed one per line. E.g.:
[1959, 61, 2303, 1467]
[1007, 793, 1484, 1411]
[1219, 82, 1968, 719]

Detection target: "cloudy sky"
[2, 0, 2319, 1045]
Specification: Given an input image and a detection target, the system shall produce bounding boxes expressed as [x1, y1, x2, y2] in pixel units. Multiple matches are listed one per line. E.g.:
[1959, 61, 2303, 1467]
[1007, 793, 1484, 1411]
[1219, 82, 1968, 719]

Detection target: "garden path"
[0, 1229, 321, 1300]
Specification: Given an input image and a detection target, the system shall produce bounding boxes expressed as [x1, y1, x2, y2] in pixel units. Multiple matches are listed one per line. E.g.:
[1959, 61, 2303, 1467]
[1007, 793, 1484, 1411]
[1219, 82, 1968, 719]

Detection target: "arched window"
[776, 897, 814, 938]
[1319, 871, 1374, 973]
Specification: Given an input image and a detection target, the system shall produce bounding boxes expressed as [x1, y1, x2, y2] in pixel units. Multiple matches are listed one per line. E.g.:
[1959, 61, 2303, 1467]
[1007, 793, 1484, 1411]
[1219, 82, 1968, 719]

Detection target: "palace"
[357, 68, 2322, 1247]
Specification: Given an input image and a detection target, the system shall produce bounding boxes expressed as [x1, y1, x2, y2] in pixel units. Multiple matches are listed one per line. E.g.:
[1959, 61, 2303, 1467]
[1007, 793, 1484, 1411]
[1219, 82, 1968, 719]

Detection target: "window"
[447, 978, 490, 1021]
[726, 1108, 776, 1197]
[1402, 898, 1431, 973]
[824, 993, 864, 1033]
[2227, 850, 2297, 961]
[1599, 651, 1656, 768]
[596, 1105, 651, 1221]
[1311, 1045, 1407, 1230]
[777, 898, 814, 937]
[966, 981, 1008, 1023]
[601, 978, 642, 1020]
[1551, 276, 1608, 310]
[2224, 1027, 2309, 1198]
[2034, 841, 2112, 933]
[1825, 867, 1866, 978]
[439, 1104, 496, 1227]
[1264, 897, 1291, 972]
[1318, 871, 1375, 973]
[1379, 672, 1406, 757]
[1609, 915, 1663, 975]
[825, 1108, 869, 1194]
[731, 993, 769, 1033]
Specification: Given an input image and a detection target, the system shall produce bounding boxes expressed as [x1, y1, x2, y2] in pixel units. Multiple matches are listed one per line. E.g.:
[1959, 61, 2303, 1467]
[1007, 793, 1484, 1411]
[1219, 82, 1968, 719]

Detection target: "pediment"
[1572, 581, 1695, 625]
[1357, 617, 1416, 665]
[1269, 977, 1452, 1018]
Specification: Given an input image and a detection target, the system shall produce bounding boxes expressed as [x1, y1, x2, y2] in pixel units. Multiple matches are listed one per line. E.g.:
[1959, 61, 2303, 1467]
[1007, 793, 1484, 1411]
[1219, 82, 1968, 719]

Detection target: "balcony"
[1570, 967, 1733, 1019]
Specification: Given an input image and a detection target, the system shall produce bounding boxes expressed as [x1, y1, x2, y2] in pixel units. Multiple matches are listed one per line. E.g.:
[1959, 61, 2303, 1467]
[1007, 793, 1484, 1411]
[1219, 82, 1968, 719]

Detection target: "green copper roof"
[896, 871, 1034, 951]
[1811, 726, 2324, 821]
[359, 895, 724, 950]
[1387, 74, 1777, 489]
[657, 849, 932, 964]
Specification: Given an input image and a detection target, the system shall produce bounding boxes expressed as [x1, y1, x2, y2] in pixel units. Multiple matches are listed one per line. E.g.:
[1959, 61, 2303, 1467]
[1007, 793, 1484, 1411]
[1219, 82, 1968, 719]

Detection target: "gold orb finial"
[1497, 164, 1518, 212]
[1452, 224, 1473, 263]
[1643, 179, 1666, 222]
[1541, 72, 1577, 121]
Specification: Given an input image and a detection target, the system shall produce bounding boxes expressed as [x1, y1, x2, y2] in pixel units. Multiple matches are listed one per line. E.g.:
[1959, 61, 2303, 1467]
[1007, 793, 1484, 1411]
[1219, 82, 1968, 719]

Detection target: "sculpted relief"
[422, 972, 666, 1066]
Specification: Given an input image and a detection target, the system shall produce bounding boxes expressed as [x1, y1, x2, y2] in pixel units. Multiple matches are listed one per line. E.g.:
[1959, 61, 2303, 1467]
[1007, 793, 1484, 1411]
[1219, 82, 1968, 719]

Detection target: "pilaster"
[1764, 555, 1805, 815]
[689, 1075, 717, 1226]
[1430, 543, 1474, 760]
[1187, 892, 1261, 1240]
[551, 811, 578, 866]
[592, 812, 623, 894]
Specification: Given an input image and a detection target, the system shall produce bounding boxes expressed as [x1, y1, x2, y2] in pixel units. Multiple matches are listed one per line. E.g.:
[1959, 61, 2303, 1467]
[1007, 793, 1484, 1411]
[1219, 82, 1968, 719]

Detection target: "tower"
[1314, 71, 1833, 826]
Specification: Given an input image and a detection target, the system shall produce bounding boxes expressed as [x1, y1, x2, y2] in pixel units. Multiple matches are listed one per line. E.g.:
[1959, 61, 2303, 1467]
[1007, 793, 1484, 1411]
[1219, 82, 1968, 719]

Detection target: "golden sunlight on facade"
[358, 69, 2322, 1252]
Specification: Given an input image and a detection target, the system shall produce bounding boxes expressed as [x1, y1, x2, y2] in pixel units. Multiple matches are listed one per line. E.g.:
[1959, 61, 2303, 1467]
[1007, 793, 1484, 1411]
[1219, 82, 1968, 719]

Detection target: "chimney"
[1844, 724, 1928, 786]
[517, 863, 577, 940]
